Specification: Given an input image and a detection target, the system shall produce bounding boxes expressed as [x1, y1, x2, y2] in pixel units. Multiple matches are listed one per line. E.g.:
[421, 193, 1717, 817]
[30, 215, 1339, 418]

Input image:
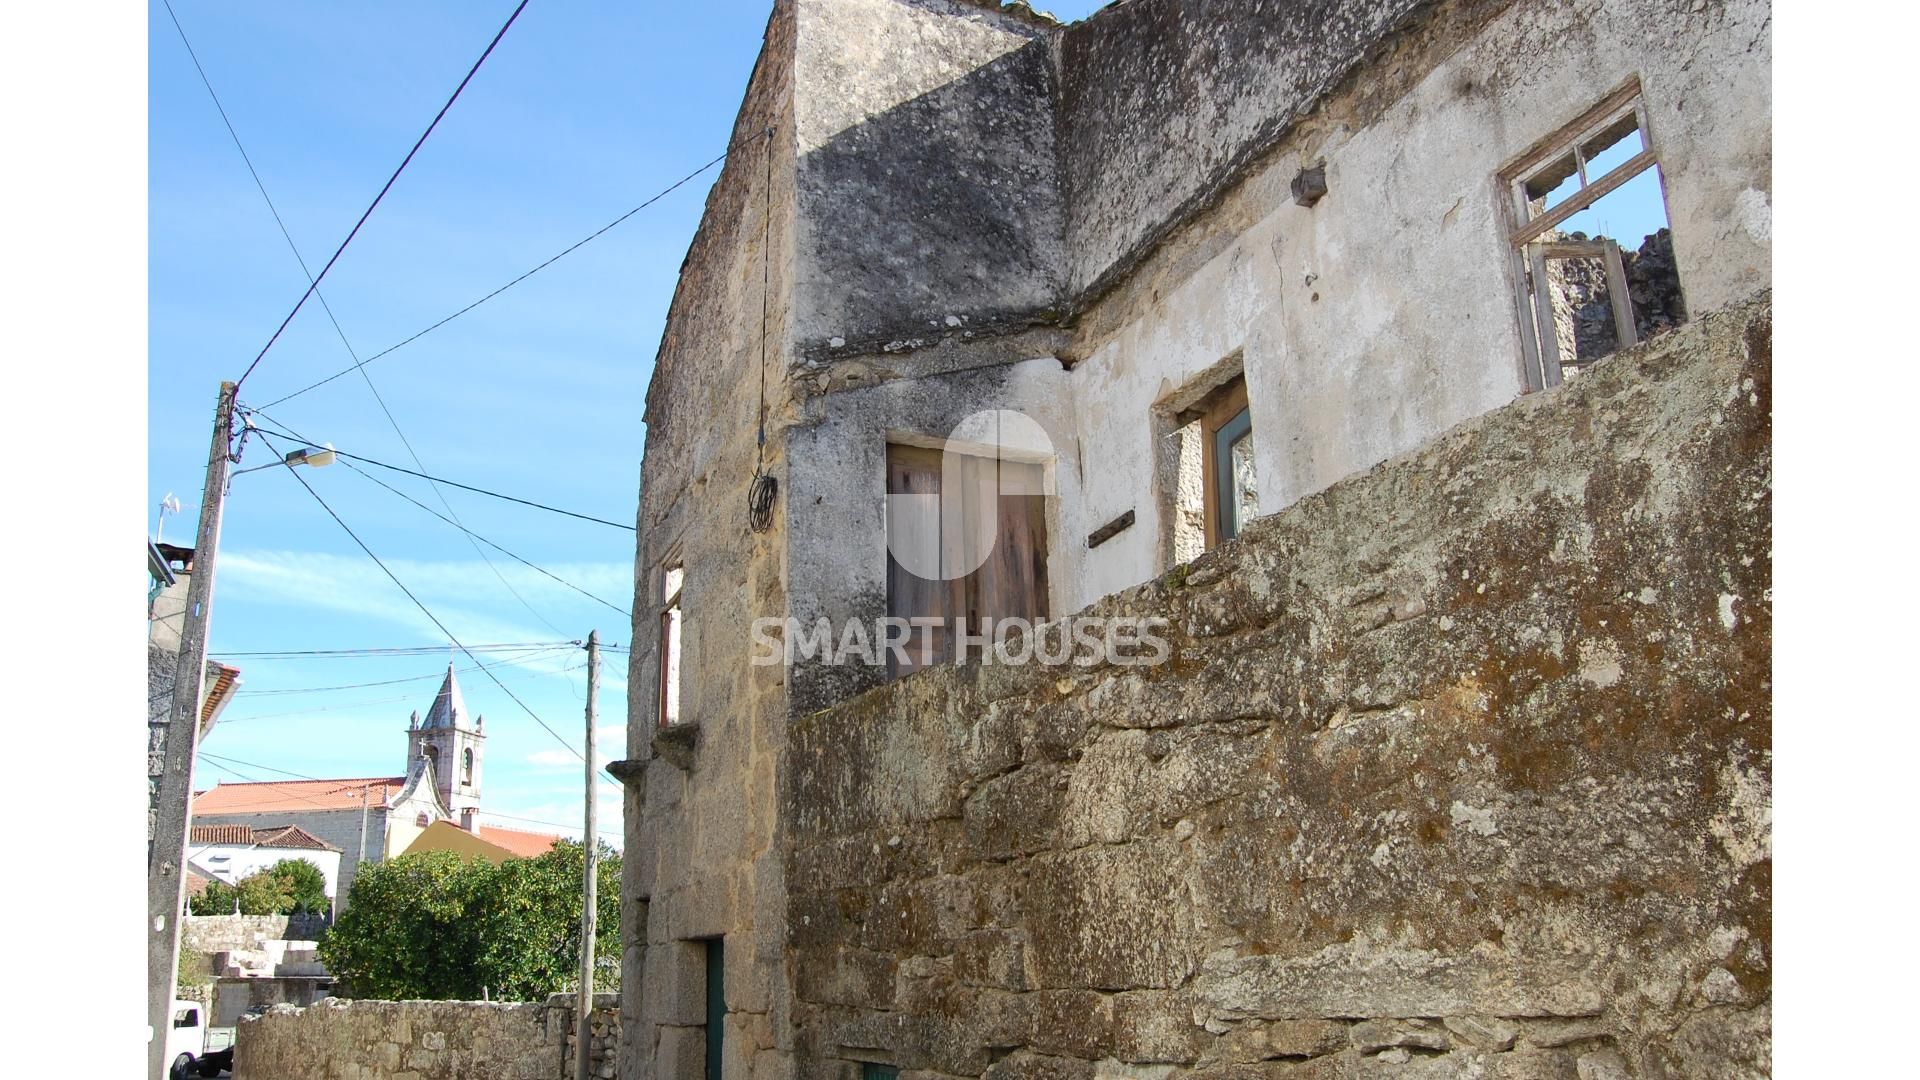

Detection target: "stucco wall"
[1056, 0, 1426, 298]
[234, 994, 620, 1080]
[1057, 0, 1771, 616]
[785, 296, 1771, 1077]
[194, 806, 389, 906]
[793, 0, 1061, 357]
[187, 842, 342, 898]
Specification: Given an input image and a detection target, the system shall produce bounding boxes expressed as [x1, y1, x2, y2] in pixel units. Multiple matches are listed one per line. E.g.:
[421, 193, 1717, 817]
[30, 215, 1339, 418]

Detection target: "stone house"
[617, 1, 1769, 1077]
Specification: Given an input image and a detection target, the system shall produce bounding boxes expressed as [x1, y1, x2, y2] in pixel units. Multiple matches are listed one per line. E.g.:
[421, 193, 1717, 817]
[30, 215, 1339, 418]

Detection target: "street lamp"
[229, 441, 336, 477]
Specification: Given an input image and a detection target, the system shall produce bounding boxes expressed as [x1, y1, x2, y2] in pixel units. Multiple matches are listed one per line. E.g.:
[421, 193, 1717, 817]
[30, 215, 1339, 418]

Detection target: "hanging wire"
[748, 125, 778, 533]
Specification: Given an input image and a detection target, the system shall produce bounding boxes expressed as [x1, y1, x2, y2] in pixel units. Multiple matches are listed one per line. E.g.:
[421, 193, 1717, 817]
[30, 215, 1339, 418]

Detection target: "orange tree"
[318, 842, 618, 1000]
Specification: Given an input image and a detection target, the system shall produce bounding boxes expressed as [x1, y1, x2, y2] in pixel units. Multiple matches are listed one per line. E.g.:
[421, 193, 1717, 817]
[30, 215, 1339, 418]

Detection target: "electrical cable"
[214, 641, 576, 660]
[259, 434, 623, 786]
[242, 416, 634, 531]
[748, 126, 778, 533]
[218, 656, 571, 723]
[198, 751, 621, 840]
[234, 0, 533, 392]
[254, 127, 773, 410]
[254, 412, 630, 618]
[259, 430, 588, 767]
[164, 0, 571, 639]
[230, 647, 574, 697]
[254, 412, 594, 633]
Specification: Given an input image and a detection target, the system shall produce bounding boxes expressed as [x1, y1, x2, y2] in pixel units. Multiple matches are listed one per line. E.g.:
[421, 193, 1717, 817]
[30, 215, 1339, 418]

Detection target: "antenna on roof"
[155, 493, 182, 543]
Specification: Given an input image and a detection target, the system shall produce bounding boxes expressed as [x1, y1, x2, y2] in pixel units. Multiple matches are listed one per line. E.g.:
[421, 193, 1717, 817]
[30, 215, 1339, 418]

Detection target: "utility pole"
[576, 630, 600, 1080]
[149, 382, 237, 1080]
[356, 781, 373, 907]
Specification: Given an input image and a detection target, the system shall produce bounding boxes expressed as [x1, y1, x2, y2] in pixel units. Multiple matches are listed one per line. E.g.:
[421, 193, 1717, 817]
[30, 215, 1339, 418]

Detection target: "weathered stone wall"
[785, 297, 1771, 1077]
[234, 993, 620, 1080]
[181, 913, 328, 953]
[623, 2, 797, 1078]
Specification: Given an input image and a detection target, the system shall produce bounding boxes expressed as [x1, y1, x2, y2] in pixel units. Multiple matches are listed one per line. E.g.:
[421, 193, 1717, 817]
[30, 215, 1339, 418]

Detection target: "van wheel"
[170, 1054, 194, 1080]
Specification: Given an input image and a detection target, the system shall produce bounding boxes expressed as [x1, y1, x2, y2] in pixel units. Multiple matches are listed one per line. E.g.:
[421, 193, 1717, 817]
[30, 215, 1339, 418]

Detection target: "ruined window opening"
[1175, 375, 1257, 549]
[885, 442, 1050, 678]
[1503, 81, 1687, 390]
[658, 564, 684, 728]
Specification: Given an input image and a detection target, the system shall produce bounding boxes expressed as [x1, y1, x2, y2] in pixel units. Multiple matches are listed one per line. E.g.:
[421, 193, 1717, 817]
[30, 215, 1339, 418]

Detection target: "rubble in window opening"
[1547, 228, 1690, 369]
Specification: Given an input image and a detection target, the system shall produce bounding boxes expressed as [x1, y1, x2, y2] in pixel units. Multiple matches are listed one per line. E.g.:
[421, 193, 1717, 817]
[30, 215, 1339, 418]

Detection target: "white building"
[185, 824, 344, 901]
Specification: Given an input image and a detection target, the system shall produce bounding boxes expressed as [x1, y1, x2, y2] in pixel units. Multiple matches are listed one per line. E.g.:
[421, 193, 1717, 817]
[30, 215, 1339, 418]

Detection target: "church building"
[191, 663, 530, 906]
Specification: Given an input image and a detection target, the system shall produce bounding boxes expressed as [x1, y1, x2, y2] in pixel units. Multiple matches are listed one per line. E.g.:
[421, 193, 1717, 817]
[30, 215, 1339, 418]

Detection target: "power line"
[243, 417, 634, 531]
[214, 641, 577, 660]
[198, 751, 619, 839]
[194, 752, 404, 817]
[219, 657, 572, 723]
[260, 431, 590, 769]
[164, 0, 571, 642]
[252, 410, 630, 617]
[231, 648, 576, 697]
[343, 458, 633, 618]
[234, 0, 533, 391]
[253, 127, 772, 410]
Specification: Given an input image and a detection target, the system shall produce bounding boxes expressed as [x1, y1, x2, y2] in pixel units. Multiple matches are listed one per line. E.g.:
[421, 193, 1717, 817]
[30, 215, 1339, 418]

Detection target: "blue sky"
[150, 1, 1109, 844]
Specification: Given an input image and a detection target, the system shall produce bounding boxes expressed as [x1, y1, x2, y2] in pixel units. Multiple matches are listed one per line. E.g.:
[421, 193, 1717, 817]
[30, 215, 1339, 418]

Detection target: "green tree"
[320, 842, 620, 1001]
[262, 858, 330, 914]
[190, 878, 239, 916]
[187, 859, 331, 916]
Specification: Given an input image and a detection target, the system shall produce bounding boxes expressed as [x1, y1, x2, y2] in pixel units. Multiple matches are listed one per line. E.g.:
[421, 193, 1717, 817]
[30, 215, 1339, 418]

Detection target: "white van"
[164, 1000, 232, 1079]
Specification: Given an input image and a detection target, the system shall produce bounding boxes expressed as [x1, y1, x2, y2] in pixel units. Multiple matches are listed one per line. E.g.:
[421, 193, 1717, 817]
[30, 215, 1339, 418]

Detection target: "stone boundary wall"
[182, 913, 328, 953]
[786, 297, 1771, 1077]
[234, 993, 620, 1080]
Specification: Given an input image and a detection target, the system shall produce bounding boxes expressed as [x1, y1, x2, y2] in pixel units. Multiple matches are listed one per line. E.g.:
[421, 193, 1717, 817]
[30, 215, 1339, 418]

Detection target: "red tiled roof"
[186, 869, 212, 897]
[476, 824, 564, 858]
[253, 825, 338, 851]
[187, 823, 340, 851]
[189, 824, 255, 846]
[192, 777, 406, 815]
[200, 661, 243, 731]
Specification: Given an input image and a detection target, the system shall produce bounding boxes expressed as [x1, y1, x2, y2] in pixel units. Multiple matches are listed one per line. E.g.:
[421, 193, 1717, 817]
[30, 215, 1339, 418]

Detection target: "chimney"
[461, 808, 479, 834]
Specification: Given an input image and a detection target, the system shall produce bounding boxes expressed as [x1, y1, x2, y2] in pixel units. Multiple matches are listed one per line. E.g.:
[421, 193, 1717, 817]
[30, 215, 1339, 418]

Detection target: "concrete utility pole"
[149, 381, 237, 1080]
[576, 630, 600, 1080]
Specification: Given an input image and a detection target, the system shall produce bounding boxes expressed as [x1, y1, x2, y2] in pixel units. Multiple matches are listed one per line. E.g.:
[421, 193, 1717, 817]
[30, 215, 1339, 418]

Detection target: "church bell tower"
[405, 663, 485, 823]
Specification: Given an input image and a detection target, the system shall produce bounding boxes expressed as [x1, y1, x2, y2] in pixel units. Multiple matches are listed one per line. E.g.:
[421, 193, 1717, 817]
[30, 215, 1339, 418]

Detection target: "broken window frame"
[658, 561, 685, 729]
[1500, 79, 1663, 391]
[1187, 375, 1254, 549]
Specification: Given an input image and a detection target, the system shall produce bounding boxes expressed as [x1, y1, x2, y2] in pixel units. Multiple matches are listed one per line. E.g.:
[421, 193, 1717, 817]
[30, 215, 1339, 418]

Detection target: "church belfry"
[405, 663, 484, 820]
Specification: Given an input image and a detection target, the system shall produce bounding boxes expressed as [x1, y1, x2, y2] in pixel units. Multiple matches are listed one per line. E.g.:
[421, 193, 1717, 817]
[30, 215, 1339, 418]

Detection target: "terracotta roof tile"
[476, 824, 564, 858]
[192, 776, 406, 815]
[253, 825, 340, 851]
[189, 824, 255, 846]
